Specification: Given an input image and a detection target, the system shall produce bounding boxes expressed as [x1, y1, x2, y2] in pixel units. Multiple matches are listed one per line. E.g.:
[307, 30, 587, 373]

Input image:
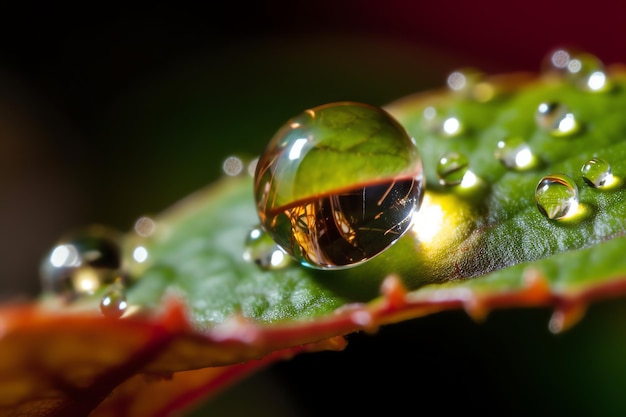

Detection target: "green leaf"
[116, 67, 626, 337]
[14, 62, 626, 416]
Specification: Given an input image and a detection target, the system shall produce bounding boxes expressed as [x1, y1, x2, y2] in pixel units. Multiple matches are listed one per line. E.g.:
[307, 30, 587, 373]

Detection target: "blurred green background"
[2, 1, 626, 416]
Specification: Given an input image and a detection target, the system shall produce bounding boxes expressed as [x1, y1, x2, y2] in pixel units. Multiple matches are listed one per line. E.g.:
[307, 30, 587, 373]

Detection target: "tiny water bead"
[243, 225, 292, 270]
[541, 48, 610, 92]
[40, 226, 125, 300]
[100, 285, 128, 318]
[495, 137, 539, 171]
[222, 155, 244, 176]
[254, 101, 424, 269]
[535, 173, 579, 220]
[535, 102, 579, 136]
[581, 157, 614, 188]
[437, 152, 469, 186]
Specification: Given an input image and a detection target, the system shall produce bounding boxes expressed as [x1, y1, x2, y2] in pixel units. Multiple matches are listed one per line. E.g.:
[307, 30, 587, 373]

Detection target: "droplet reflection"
[535, 173, 579, 220]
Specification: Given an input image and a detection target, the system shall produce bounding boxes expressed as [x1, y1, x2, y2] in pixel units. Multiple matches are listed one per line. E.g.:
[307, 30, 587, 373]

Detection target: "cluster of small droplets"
[535, 158, 617, 221]
[40, 215, 158, 318]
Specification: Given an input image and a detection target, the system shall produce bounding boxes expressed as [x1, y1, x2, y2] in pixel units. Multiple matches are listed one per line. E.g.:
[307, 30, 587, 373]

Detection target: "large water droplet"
[254, 101, 424, 269]
[40, 225, 124, 300]
[437, 152, 469, 185]
[495, 137, 539, 171]
[535, 173, 579, 220]
[581, 157, 614, 188]
[100, 285, 128, 318]
[243, 225, 292, 270]
[535, 102, 579, 136]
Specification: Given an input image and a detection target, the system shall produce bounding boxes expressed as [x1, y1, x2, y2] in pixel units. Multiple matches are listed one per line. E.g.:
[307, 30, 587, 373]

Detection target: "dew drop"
[442, 116, 463, 136]
[535, 102, 579, 136]
[495, 137, 539, 171]
[243, 225, 292, 270]
[566, 53, 610, 92]
[446, 67, 491, 101]
[437, 152, 469, 185]
[134, 216, 156, 238]
[40, 225, 124, 301]
[535, 173, 579, 220]
[222, 155, 244, 176]
[581, 157, 614, 188]
[100, 286, 128, 318]
[254, 101, 424, 269]
[541, 48, 610, 92]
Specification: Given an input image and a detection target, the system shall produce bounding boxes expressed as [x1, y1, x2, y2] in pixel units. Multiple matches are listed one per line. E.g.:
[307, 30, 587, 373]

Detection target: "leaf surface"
[5, 66, 626, 416]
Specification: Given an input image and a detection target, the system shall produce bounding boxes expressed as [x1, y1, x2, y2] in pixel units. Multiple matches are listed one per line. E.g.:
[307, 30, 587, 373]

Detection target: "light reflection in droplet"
[460, 170, 478, 188]
[587, 71, 607, 91]
[49, 244, 80, 268]
[132, 246, 149, 263]
[73, 268, 100, 294]
[442, 117, 461, 136]
[288, 138, 308, 161]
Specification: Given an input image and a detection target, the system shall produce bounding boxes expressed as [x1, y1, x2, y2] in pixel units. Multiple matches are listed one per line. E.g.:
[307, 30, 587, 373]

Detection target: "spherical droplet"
[441, 116, 463, 136]
[566, 52, 610, 92]
[535, 102, 579, 136]
[100, 286, 128, 318]
[581, 157, 613, 188]
[495, 137, 539, 171]
[437, 152, 469, 185]
[222, 155, 244, 176]
[40, 225, 123, 301]
[541, 47, 610, 92]
[446, 67, 491, 101]
[254, 101, 424, 269]
[243, 225, 292, 270]
[134, 216, 156, 237]
[535, 173, 579, 220]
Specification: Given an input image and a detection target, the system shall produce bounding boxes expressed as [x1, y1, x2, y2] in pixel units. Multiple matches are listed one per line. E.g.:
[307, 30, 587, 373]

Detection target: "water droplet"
[243, 225, 292, 270]
[566, 53, 610, 92]
[254, 101, 424, 269]
[581, 157, 614, 188]
[495, 137, 539, 171]
[437, 152, 469, 185]
[541, 48, 610, 92]
[441, 116, 463, 136]
[100, 286, 128, 318]
[535, 102, 579, 136]
[247, 157, 259, 177]
[40, 226, 124, 300]
[222, 155, 244, 176]
[535, 173, 579, 220]
[134, 216, 156, 237]
[446, 67, 490, 100]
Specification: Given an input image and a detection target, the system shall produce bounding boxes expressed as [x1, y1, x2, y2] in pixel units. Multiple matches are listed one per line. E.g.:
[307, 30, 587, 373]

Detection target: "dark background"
[3, 1, 626, 416]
